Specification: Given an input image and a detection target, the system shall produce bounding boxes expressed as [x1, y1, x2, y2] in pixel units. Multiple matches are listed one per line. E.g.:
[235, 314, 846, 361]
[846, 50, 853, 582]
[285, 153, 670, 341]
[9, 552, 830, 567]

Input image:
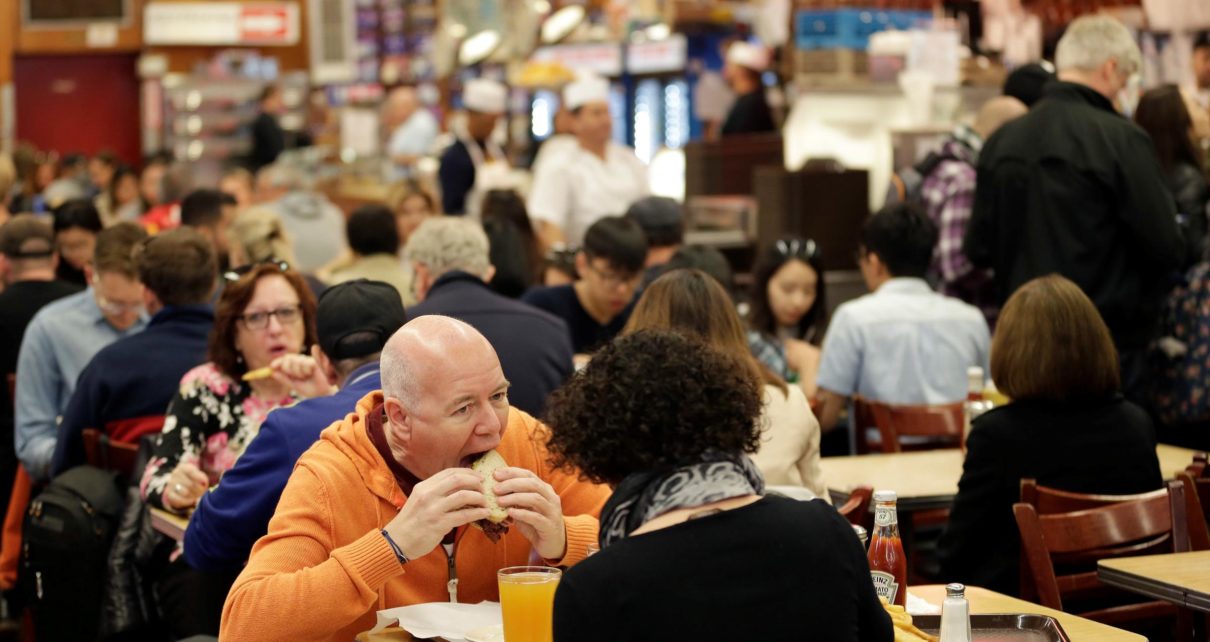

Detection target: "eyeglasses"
[585, 261, 641, 288]
[222, 259, 290, 283]
[776, 238, 820, 261]
[238, 305, 301, 330]
[96, 294, 144, 316]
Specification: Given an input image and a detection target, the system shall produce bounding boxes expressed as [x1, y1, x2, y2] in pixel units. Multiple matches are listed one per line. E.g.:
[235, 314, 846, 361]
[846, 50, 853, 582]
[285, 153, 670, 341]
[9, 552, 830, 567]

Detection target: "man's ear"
[574, 251, 588, 276]
[483, 264, 496, 283]
[83, 263, 95, 284]
[412, 262, 432, 301]
[383, 397, 412, 441]
[311, 345, 339, 385]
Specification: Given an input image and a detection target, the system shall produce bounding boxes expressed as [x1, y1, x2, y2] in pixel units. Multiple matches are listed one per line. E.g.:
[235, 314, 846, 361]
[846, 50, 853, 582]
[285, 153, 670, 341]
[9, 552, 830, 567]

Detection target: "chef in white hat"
[721, 41, 777, 136]
[438, 78, 510, 216]
[528, 74, 651, 248]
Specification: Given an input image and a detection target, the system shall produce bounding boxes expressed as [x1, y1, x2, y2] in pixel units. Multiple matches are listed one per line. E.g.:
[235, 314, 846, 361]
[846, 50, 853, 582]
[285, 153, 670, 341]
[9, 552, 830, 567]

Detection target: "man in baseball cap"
[0, 215, 81, 515]
[721, 41, 776, 136]
[184, 279, 407, 571]
[438, 78, 510, 216]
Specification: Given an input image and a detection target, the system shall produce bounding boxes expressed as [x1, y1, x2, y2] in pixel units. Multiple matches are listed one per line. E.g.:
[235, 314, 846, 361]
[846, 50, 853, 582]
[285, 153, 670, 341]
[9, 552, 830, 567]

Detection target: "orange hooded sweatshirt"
[220, 391, 609, 642]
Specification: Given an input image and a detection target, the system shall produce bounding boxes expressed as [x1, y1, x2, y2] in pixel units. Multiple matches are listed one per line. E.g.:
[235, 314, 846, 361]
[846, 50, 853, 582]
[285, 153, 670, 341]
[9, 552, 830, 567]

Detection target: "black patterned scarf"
[598, 452, 765, 549]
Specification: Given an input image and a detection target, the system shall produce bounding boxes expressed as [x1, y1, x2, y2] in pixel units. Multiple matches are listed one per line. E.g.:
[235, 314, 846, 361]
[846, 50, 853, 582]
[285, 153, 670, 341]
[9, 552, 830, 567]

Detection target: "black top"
[437, 140, 477, 215]
[407, 272, 573, 416]
[938, 395, 1163, 596]
[721, 90, 776, 136]
[1170, 162, 1209, 264]
[250, 112, 286, 172]
[965, 81, 1185, 351]
[553, 496, 893, 642]
[520, 284, 634, 354]
[0, 279, 82, 414]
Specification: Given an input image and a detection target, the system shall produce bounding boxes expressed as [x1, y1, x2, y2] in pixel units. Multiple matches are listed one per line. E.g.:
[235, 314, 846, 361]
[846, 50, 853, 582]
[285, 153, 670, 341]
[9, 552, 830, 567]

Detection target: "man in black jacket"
[965, 14, 1184, 401]
[404, 217, 574, 416]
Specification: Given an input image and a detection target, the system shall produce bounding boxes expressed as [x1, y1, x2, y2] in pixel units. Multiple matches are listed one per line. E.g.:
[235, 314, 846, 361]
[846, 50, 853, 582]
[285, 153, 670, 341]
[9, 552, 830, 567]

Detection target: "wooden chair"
[1176, 472, 1210, 552]
[1013, 479, 1189, 632]
[836, 485, 874, 528]
[82, 428, 140, 480]
[852, 398, 964, 454]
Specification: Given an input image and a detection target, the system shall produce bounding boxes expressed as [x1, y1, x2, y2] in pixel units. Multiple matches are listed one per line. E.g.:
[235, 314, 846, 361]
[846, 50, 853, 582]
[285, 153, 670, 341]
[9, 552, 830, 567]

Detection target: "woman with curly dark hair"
[546, 331, 892, 642]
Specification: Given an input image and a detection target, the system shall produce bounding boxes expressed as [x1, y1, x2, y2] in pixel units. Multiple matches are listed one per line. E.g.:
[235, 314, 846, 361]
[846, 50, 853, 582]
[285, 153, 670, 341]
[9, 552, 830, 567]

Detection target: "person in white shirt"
[815, 203, 990, 438]
[383, 86, 439, 179]
[437, 78, 510, 217]
[528, 75, 651, 249]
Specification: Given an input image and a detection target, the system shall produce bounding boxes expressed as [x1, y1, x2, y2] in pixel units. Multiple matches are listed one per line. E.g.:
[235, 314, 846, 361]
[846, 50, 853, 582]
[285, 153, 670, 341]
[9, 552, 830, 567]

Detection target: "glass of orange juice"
[497, 566, 561, 642]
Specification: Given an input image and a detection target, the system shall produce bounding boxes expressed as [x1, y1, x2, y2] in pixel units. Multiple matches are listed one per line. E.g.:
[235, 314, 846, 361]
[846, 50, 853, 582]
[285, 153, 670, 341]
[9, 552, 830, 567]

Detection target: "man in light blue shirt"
[383, 86, 439, 181]
[16, 222, 149, 481]
[816, 203, 990, 437]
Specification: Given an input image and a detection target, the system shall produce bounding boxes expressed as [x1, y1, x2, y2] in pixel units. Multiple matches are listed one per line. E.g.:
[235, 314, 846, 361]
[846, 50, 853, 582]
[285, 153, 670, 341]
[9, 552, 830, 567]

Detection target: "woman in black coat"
[937, 275, 1163, 596]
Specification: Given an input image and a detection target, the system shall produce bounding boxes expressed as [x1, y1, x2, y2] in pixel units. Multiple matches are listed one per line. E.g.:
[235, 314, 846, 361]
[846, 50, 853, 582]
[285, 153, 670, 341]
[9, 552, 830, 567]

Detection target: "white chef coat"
[527, 142, 651, 246]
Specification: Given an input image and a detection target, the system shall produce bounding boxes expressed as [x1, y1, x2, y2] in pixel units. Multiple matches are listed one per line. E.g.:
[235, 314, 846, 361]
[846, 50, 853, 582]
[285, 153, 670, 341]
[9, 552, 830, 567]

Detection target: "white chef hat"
[563, 74, 611, 111]
[726, 41, 769, 72]
[463, 78, 508, 114]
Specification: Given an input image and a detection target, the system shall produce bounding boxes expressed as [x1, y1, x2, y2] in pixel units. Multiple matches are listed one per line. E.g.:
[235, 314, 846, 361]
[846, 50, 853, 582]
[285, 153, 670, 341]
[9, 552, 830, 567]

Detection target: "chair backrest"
[1188, 452, 1209, 478]
[1013, 480, 1185, 613]
[836, 485, 874, 527]
[1020, 478, 1170, 515]
[82, 428, 140, 480]
[853, 398, 964, 454]
[1177, 472, 1210, 551]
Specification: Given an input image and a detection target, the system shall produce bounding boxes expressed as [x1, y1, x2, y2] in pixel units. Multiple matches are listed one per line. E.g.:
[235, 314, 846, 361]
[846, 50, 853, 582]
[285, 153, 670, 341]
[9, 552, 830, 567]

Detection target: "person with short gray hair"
[404, 218, 573, 415]
[965, 14, 1184, 405]
[255, 162, 346, 272]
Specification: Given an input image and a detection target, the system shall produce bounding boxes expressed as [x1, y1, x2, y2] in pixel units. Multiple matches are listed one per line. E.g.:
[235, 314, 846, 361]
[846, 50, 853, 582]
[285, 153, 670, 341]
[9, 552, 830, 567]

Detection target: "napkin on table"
[372, 601, 502, 641]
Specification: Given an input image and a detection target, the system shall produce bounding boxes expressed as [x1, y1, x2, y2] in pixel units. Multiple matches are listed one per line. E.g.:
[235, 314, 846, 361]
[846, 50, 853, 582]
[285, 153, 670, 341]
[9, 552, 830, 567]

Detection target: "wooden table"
[821, 444, 1200, 509]
[912, 584, 1146, 641]
[150, 507, 189, 542]
[1098, 551, 1210, 614]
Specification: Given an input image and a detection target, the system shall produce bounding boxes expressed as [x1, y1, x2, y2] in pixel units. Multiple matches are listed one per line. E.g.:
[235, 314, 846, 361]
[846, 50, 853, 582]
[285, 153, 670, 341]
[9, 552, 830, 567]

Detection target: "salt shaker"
[939, 583, 972, 642]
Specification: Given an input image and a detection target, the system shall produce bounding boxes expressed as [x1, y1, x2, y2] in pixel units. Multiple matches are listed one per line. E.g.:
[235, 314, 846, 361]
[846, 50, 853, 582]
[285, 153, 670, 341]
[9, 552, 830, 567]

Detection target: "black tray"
[911, 614, 1072, 642]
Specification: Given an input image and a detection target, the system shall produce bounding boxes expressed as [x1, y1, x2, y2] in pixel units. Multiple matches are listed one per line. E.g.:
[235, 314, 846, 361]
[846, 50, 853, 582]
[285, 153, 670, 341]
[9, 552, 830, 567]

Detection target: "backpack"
[885, 151, 958, 206]
[22, 465, 124, 641]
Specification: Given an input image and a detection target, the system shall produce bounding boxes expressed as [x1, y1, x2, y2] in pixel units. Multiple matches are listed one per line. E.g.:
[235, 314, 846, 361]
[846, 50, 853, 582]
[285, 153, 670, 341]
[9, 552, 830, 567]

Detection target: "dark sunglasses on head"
[776, 238, 820, 261]
[222, 259, 290, 283]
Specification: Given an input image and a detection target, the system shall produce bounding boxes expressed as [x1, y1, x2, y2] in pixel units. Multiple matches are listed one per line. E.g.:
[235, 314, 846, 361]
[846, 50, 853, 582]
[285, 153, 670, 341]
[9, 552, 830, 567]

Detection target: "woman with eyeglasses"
[625, 269, 826, 496]
[746, 237, 828, 400]
[140, 262, 328, 516]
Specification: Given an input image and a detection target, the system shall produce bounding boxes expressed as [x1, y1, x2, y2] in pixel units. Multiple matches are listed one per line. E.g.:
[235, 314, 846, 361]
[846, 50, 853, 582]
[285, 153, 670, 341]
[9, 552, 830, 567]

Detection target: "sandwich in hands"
[471, 450, 512, 542]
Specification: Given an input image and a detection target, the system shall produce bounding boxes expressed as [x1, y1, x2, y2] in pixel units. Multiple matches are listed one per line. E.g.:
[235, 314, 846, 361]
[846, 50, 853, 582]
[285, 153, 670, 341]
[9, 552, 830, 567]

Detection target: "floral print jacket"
[140, 362, 296, 512]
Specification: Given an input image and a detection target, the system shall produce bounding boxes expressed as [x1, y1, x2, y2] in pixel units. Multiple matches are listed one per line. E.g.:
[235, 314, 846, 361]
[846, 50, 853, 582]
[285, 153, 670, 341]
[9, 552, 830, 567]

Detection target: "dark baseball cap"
[316, 280, 407, 360]
[0, 214, 55, 259]
[624, 196, 684, 247]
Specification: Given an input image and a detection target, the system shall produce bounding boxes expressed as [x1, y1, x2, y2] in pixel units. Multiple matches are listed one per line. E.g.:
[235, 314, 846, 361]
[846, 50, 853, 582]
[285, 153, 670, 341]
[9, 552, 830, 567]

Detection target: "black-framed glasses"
[222, 259, 290, 283]
[776, 238, 820, 261]
[238, 305, 301, 330]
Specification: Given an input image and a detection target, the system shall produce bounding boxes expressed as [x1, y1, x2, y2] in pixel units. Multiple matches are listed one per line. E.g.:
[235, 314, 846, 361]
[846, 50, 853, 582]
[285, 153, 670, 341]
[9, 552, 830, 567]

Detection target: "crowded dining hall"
[1, 0, 1210, 641]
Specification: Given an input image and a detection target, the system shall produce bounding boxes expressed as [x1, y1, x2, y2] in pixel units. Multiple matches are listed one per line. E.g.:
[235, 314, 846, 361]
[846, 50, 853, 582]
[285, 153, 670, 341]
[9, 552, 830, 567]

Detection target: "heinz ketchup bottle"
[868, 490, 907, 607]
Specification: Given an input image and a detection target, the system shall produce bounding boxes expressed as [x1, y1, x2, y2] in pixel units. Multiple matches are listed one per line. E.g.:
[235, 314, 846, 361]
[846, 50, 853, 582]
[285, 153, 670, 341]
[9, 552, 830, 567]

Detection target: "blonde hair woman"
[228, 207, 328, 298]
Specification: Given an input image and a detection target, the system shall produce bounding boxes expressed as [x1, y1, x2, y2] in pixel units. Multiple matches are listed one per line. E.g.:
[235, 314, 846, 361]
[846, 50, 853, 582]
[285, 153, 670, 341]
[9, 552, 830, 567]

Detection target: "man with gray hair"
[404, 217, 573, 415]
[965, 14, 1183, 401]
[256, 162, 347, 272]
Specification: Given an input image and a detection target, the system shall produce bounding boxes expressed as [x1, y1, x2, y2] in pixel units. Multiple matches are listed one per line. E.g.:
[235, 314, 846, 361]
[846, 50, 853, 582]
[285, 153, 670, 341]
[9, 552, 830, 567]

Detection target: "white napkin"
[372, 601, 502, 640]
[906, 592, 942, 616]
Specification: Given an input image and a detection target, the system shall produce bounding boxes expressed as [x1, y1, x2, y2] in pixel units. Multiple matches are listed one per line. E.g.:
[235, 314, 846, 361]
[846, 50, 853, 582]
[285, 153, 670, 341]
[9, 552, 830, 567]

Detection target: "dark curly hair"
[543, 330, 763, 486]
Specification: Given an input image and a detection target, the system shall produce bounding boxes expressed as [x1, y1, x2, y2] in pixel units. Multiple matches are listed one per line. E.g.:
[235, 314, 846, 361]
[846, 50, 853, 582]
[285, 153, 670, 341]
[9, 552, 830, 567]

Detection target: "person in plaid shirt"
[920, 96, 1026, 330]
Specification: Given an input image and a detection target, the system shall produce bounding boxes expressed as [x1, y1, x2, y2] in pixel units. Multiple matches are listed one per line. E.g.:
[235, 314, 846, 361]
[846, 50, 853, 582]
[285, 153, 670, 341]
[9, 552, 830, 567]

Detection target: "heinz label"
[871, 570, 900, 604]
[875, 506, 896, 527]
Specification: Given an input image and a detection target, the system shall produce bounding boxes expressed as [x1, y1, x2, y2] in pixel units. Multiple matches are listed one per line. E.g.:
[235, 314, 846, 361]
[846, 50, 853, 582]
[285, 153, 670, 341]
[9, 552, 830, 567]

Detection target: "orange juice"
[498, 567, 561, 642]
